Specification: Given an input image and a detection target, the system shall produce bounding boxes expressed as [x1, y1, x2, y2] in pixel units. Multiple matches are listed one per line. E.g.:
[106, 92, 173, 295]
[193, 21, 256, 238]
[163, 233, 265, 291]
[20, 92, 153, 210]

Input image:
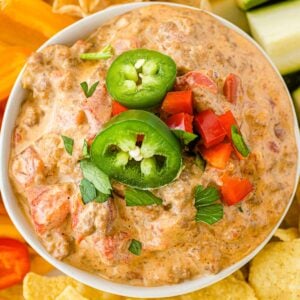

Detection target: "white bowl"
[0, 2, 299, 298]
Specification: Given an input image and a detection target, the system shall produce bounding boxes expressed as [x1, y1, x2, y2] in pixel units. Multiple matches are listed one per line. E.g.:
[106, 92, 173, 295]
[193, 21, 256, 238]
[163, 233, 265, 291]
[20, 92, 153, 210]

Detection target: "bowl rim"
[0, 2, 299, 298]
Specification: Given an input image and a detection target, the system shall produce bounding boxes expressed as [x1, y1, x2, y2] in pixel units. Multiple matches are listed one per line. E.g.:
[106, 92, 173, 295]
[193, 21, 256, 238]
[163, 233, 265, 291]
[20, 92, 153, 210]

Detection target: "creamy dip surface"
[9, 5, 298, 286]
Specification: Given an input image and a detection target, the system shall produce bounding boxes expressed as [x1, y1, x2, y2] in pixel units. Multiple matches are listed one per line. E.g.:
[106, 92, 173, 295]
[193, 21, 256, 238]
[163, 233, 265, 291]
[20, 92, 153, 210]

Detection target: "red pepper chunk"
[223, 73, 240, 104]
[221, 175, 253, 205]
[0, 238, 30, 289]
[166, 113, 194, 133]
[161, 90, 193, 115]
[200, 142, 233, 169]
[194, 109, 226, 148]
[218, 111, 244, 160]
[112, 100, 128, 116]
[218, 111, 237, 139]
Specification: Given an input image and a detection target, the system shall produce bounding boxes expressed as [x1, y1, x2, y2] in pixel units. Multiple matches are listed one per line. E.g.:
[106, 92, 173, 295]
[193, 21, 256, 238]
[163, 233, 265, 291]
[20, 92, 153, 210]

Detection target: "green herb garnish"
[79, 178, 96, 204]
[195, 154, 206, 172]
[172, 129, 198, 145]
[80, 160, 112, 195]
[128, 239, 142, 256]
[95, 191, 110, 203]
[61, 135, 74, 155]
[80, 44, 113, 60]
[82, 139, 90, 158]
[80, 81, 99, 98]
[125, 188, 163, 207]
[231, 125, 250, 157]
[194, 185, 223, 225]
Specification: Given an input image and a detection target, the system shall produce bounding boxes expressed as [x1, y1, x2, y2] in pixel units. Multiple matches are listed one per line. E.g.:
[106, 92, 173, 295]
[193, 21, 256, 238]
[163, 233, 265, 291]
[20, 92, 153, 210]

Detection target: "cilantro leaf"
[195, 204, 223, 225]
[95, 191, 110, 203]
[194, 185, 223, 225]
[125, 188, 163, 207]
[80, 160, 112, 195]
[61, 135, 74, 155]
[79, 178, 96, 204]
[195, 185, 220, 209]
[172, 129, 198, 145]
[82, 139, 90, 158]
[80, 81, 99, 98]
[231, 125, 250, 157]
[128, 239, 142, 256]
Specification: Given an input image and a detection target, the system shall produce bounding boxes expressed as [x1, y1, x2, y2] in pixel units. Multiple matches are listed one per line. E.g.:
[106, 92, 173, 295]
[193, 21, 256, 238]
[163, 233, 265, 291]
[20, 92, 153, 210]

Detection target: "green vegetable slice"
[125, 187, 163, 206]
[172, 130, 198, 145]
[80, 160, 112, 195]
[80, 44, 113, 60]
[106, 49, 177, 108]
[231, 125, 250, 157]
[194, 185, 223, 225]
[128, 239, 142, 256]
[80, 81, 99, 98]
[61, 135, 74, 155]
[91, 110, 182, 189]
[79, 178, 96, 204]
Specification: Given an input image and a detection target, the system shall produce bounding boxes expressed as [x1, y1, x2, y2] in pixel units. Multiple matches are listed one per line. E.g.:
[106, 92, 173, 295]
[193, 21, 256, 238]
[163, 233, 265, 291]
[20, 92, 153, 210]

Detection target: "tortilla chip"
[52, 0, 87, 17]
[249, 239, 300, 300]
[0, 285, 23, 300]
[23, 272, 104, 300]
[55, 286, 88, 300]
[179, 274, 257, 300]
[274, 228, 299, 242]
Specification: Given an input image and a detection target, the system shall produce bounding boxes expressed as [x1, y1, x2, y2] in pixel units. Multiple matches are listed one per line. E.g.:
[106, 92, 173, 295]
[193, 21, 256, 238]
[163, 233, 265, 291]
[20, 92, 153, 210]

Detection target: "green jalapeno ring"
[91, 110, 182, 189]
[106, 49, 177, 109]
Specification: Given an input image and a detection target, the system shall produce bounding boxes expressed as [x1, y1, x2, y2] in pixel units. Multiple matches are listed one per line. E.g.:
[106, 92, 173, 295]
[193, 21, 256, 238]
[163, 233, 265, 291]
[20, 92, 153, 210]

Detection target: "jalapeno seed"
[106, 49, 177, 108]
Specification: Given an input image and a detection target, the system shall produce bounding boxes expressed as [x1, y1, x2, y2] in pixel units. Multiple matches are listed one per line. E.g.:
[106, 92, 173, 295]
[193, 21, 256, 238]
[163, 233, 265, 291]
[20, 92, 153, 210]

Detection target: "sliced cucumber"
[292, 87, 300, 123]
[211, 0, 250, 33]
[247, 0, 300, 75]
[236, 0, 271, 11]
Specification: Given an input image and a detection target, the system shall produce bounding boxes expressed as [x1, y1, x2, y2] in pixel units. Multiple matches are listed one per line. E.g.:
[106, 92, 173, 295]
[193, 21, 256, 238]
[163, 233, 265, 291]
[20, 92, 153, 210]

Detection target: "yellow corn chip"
[274, 228, 299, 242]
[190, 274, 258, 300]
[23, 273, 104, 300]
[249, 239, 300, 300]
[55, 286, 88, 300]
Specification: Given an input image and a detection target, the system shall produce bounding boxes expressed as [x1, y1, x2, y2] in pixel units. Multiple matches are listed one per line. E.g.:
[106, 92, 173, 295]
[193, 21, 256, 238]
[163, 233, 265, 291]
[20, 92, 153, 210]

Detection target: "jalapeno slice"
[106, 49, 177, 108]
[91, 110, 182, 189]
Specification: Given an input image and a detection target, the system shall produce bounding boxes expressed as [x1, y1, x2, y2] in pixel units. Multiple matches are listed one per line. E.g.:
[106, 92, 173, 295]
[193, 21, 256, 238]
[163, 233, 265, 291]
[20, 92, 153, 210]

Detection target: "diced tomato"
[194, 109, 226, 148]
[27, 184, 71, 234]
[112, 100, 128, 116]
[223, 73, 240, 104]
[175, 71, 218, 94]
[218, 111, 237, 139]
[221, 175, 253, 205]
[166, 113, 194, 133]
[0, 238, 30, 289]
[161, 90, 193, 115]
[200, 142, 233, 169]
